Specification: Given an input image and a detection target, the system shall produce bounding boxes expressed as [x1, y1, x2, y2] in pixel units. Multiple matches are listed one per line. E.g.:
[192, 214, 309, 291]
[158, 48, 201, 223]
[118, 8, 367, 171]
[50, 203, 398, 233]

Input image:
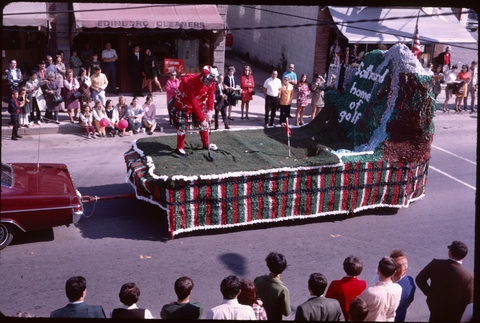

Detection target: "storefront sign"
[96, 21, 205, 29]
[164, 59, 185, 74]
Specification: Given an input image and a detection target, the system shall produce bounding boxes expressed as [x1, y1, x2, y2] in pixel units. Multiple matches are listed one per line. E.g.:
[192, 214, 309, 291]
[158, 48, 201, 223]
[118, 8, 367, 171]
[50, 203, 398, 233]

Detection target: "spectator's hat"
[448, 241, 468, 259]
[445, 45, 451, 50]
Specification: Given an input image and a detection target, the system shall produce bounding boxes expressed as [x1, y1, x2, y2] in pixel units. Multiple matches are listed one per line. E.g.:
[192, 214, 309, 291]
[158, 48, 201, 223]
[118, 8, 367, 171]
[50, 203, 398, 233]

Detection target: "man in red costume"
[168, 65, 218, 156]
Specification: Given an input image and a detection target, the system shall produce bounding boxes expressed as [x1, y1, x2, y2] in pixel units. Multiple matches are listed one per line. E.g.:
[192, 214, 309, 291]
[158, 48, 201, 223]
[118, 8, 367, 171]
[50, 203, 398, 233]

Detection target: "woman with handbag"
[63, 69, 80, 123]
[26, 71, 45, 125]
[223, 66, 240, 122]
[454, 64, 471, 113]
[42, 71, 62, 124]
[240, 65, 255, 120]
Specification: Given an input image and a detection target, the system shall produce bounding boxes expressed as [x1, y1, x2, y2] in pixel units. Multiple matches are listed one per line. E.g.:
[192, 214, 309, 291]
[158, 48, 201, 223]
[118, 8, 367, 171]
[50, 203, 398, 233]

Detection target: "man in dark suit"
[214, 74, 229, 130]
[415, 240, 473, 322]
[50, 276, 106, 318]
[295, 273, 344, 321]
[127, 45, 144, 97]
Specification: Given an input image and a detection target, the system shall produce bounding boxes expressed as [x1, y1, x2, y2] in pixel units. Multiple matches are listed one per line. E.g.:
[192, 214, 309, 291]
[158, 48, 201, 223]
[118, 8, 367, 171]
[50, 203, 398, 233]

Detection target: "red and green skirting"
[125, 145, 429, 238]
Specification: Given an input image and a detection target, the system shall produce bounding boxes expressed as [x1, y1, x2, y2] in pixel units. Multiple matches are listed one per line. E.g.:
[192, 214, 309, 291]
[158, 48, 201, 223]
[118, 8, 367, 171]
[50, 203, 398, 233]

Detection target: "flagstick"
[287, 136, 291, 157]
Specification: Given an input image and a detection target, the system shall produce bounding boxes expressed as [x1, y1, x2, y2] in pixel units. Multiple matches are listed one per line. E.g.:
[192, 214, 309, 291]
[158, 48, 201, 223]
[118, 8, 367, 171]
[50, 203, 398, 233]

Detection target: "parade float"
[124, 43, 435, 238]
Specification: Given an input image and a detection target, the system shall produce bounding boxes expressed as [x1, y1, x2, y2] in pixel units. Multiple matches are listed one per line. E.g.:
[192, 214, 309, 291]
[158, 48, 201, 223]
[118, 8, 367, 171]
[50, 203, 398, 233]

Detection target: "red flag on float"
[285, 118, 291, 137]
[285, 119, 291, 157]
[412, 13, 421, 59]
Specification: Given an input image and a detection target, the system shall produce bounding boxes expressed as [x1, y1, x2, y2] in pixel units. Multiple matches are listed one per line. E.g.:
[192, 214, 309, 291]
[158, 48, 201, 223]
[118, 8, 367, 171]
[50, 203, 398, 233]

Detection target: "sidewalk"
[1, 51, 272, 138]
[2, 52, 473, 138]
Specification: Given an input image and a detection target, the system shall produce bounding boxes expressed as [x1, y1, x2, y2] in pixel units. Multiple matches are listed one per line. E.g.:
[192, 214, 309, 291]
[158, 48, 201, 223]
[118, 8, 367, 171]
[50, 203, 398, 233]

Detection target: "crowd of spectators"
[4, 43, 477, 140]
[1, 241, 473, 321]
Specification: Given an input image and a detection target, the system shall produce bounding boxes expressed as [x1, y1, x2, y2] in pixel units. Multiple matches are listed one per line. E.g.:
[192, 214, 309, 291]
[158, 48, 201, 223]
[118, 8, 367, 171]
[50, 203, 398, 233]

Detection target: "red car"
[0, 162, 83, 249]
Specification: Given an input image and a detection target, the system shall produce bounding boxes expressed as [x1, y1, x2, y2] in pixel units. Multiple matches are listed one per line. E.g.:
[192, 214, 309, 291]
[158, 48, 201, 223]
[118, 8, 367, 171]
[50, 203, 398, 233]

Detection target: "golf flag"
[285, 118, 291, 137]
[412, 13, 421, 59]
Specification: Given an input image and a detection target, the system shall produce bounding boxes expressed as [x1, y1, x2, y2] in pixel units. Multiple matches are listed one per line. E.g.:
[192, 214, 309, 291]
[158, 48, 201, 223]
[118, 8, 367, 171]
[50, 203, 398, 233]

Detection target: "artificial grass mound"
[134, 107, 353, 178]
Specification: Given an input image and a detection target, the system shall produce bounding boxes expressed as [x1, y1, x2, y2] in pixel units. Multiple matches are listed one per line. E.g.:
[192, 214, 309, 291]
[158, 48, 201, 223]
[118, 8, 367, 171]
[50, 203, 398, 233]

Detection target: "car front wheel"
[0, 223, 14, 250]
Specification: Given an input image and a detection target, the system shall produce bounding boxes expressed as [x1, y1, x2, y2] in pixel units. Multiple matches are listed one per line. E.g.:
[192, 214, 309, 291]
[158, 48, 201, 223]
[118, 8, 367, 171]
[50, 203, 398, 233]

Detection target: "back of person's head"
[448, 241, 468, 260]
[308, 273, 328, 297]
[266, 252, 287, 275]
[377, 256, 397, 278]
[174, 276, 194, 300]
[13, 311, 34, 318]
[119, 282, 140, 306]
[220, 275, 241, 300]
[65, 276, 86, 302]
[349, 297, 368, 321]
[390, 249, 408, 282]
[237, 279, 257, 307]
[343, 255, 363, 276]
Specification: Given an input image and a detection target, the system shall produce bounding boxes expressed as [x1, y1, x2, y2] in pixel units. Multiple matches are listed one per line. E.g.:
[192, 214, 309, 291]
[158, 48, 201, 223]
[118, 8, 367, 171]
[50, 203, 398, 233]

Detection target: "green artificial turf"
[135, 107, 354, 178]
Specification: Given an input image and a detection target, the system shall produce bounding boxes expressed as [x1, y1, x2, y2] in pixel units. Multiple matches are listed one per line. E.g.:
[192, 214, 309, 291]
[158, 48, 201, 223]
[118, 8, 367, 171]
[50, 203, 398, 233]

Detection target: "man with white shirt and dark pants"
[263, 70, 282, 128]
[206, 275, 256, 320]
[102, 42, 118, 94]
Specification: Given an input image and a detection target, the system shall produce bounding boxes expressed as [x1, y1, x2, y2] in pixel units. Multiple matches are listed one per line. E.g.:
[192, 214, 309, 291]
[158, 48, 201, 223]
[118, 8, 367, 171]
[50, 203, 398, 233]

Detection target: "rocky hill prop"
[125, 44, 434, 238]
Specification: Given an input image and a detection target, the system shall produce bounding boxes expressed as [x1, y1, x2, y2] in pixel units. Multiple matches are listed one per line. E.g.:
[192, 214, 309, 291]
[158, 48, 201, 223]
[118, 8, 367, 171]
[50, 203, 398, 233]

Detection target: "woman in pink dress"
[295, 73, 311, 126]
[165, 71, 180, 105]
[240, 65, 255, 120]
[62, 69, 80, 123]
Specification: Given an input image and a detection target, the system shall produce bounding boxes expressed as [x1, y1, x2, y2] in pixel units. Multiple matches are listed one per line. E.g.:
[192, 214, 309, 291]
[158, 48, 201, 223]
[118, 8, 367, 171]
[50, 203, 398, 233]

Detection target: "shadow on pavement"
[76, 183, 171, 242]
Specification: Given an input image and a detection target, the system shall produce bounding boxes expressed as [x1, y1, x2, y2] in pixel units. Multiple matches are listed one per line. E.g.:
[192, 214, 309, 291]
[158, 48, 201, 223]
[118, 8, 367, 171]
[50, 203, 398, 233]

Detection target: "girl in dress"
[240, 65, 255, 120]
[116, 95, 129, 137]
[126, 97, 144, 134]
[18, 86, 31, 127]
[92, 100, 107, 137]
[79, 104, 95, 139]
[142, 95, 157, 135]
[104, 99, 119, 137]
[295, 74, 311, 126]
[144, 48, 162, 95]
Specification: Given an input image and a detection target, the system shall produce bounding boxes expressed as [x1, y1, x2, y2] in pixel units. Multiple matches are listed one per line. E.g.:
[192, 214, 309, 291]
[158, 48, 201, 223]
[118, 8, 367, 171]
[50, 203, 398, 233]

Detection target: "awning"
[3, 2, 50, 28]
[329, 7, 477, 44]
[72, 3, 225, 30]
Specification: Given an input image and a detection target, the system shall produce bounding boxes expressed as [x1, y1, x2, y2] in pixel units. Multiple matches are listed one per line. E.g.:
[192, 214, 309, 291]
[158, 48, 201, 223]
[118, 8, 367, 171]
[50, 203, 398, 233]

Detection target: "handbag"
[251, 90, 255, 95]
[53, 93, 63, 104]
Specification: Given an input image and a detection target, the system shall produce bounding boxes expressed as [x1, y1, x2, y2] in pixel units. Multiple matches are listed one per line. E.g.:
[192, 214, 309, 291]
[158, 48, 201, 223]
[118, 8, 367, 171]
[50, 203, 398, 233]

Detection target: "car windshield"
[468, 10, 478, 20]
[1, 163, 14, 188]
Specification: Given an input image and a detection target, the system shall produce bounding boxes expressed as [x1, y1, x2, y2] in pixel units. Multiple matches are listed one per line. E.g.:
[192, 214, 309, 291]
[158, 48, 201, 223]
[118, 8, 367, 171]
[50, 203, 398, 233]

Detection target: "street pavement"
[0, 50, 477, 320]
